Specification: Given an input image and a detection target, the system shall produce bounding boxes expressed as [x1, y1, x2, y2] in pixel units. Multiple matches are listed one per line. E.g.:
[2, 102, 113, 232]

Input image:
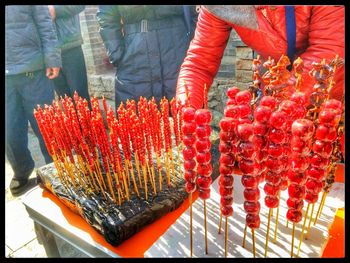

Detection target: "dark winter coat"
[96, 5, 198, 106]
[5, 5, 62, 76]
[53, 5, 85, 51]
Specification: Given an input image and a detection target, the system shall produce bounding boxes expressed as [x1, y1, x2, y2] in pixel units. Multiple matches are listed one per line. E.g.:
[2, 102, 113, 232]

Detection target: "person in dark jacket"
[48, 5, 90, 104]
[5, 5, 62, 196]
[96, 5, 198, 108]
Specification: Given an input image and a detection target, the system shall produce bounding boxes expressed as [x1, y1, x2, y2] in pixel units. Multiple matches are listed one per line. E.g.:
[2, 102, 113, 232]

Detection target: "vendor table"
[22, 164, 344, 258]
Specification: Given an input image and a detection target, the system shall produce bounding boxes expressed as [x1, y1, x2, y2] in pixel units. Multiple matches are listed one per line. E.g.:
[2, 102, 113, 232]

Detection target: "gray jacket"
[5, 5, 61, 76]
[53, 5, 85, 51]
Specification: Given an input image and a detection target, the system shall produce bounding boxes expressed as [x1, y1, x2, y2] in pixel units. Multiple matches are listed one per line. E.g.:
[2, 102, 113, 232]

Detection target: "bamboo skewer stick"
[156, 155, 163, 191]
[264, 208, 273, 257]
[146, 161, 156, 195]
[225, 217, 228, 258]
[273, 194, 281, 243]
[314, 191, 327, 225]
[218, 213, 223, 234]
[128, 162, 140, 197]
[204, 199, 208, 255]
[242, 224, 247, 248]
[164, 152, 171, 187]
[134, 152, 143, 188]
[189, 192, 193, 258]
[142, 164, 148, 200]
[252, 228, 256, 258]
[291, 223, 296, 258]
[296, 203, 311, 257]
[168, 149, 176, 182]
[305, 204, 315, 240]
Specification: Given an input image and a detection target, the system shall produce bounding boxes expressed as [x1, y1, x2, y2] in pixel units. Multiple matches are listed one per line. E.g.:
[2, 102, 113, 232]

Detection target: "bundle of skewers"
[212, 54, 344, 258]
[34, 93, 185, 206]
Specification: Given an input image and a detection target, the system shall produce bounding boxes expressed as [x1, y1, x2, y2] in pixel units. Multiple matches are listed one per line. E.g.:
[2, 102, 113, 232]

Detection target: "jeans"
[5, 70, 54, 180]
[53, 46, 90, 105]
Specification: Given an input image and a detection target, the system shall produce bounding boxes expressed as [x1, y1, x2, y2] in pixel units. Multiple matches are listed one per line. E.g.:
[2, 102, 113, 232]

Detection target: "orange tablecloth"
[40, 164, 344, 257]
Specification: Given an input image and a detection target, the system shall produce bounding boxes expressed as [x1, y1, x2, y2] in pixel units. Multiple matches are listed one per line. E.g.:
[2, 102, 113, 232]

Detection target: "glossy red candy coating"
[184, 159, 196, 170]
[219, 174, 234, 187]
[265, 195, 279, 208]
[182, 146, 196, 160]
[219, 117, 236, 132]
[221, 205, 233, 217]
[219, 164, 233, 175]
[238, 141, 256, 159]
[243, 188, 260, 202]
[183, 134, 196, 146]
[224, 105, 240, 119]
[294, 105, 307, 119]
[291, 91, 307, 106]
[267, 142, 284, 158]
[313, 140, 333, 158]
[305, 178, 323, 194]
[219, 186, 233, 196]
[196, 151, 211, 164]
[197, 176, 212, 189]
[220, 196, 234, 206]
[253, 122, 268, 136]
[321, 99, 342, 114]
[199, 188, 211, 199]
[268, 128, 286, 144]
[287, 209, 302, 223]
[219, 141, 233, 154]
[235, 90, 252, 105]
[184, 170, 197, 183]
[182, 107, 196, 122]
[252, 135, 268, 150]
[279, 100, 298, 116]
[197, 163, 213, 176]
[246, 214, 260, 229]
[290, 137, 311, 156]
[265, 171, 282, 185]
[219, 131, 236, 141]
[254, 106, 272, 124]
[237, 123, 254, 141]
[291, 119, 315, 140]
[287, 198, 304, 210]
[220, 153, 235, 166]
[226, 86, 241, 99]
[196, 125, 211, 138]
[182, 122, 196, 134]
[287, 171, 307, 185]
[305, 192, 318, 203]
[270, 111, 288, 129]
[266, 156, 284, 173]
[244, 201, 261, 214]
[238, 104, 252, 118]
[260, 96, 276, 110]
[237, 117, 252, 125]
[195, 138, 211, 151]
[226, 98, 237, 106]
[306, 167, 325, 180]
[186, 181, 196, 193]
[258, 171, 266, 183]
[195, 109, 212, 125]
[318, 109, 340, 127]
[256, 149, 268, 163]
[279, 178, 289, 190]
[264, 183, 280, 196]
[290, 155, 309, 172]
[239, 159, 256, 175]
[315, 124, 337, 142]
[310, 154, 329, 169]
[288, 183, 305, 199]
[241, 175, 259, 188]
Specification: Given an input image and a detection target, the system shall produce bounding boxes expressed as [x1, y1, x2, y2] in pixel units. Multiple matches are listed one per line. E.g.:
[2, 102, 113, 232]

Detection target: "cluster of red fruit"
[305, 99, 342, 204]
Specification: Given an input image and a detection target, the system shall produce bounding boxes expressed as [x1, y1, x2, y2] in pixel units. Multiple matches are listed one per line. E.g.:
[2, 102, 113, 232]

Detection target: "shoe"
[10, 178, 29, 196]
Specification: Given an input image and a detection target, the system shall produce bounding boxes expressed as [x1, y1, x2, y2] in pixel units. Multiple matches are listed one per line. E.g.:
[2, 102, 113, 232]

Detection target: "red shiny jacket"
[177, 6, 344, 109]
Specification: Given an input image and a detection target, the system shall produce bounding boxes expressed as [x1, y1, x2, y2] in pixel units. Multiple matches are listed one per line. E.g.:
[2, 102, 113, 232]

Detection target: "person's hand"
[48, 5, 56, 20]
[46, 67, 60, 79]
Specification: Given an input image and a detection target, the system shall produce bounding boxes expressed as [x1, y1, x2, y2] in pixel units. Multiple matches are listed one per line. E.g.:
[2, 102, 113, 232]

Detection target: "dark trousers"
[5, 70, 54, 180]
[53, 46, 90, 105]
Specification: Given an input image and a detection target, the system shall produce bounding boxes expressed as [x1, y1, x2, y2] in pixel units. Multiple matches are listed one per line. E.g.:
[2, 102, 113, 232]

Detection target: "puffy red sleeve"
[176, 7, 232, 109]
[298, 6, 344, 102]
